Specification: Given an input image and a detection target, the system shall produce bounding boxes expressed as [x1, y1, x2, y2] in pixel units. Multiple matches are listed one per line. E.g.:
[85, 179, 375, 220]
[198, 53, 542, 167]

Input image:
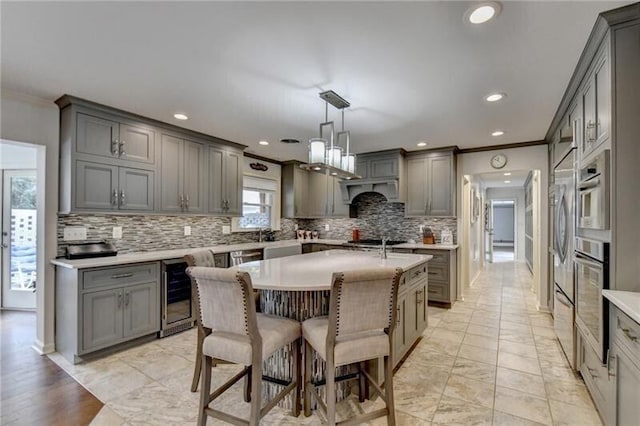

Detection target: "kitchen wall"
[57, 215, 297, 256]
[299, 192, 457, 243]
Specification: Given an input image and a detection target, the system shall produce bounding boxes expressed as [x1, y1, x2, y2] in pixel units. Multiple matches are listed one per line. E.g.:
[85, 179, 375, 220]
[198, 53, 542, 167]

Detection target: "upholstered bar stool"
[187, 266, 302, 426]
[184, 250, 217, 393]
[302, 267, 402, 426]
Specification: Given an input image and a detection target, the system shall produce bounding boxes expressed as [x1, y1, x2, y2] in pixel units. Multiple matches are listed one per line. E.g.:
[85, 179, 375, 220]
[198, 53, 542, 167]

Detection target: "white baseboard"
[32, 339, 55, 355]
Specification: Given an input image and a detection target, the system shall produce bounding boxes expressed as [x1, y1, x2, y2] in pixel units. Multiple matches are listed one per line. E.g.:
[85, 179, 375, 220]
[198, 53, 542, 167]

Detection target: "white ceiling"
[478, 169, 530, 188]
[1, 1, 629, 162]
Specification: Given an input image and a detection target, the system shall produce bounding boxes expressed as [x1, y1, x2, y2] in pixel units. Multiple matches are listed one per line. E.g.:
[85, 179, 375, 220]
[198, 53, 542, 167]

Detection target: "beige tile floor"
[49, 261, 602, 425]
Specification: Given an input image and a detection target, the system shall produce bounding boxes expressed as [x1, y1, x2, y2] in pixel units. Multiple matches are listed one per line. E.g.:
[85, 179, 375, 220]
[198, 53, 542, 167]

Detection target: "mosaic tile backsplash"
[57, 192, 456, 256]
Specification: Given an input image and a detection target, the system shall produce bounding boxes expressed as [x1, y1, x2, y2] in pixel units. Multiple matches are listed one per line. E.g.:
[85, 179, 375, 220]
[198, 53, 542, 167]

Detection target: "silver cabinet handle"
[111, 273, 134, 279]
[428, 198, 432, 214]
[607, 350, 616, 378]
[416, 289, 424, 304]
[125, 291, 130, 306]
[185, 195, 189, 210]
[117, 293, 123, 308]
[111, 138, 119, 155]
[112, 189, 118, 206]
[586, 120, 596, 142]
[119, 140, 126, 157]
[396, 307, 401, 325]
[180, 194, 184, 210]
[120, 190, 126, 206]
[621, 328, 638, 342]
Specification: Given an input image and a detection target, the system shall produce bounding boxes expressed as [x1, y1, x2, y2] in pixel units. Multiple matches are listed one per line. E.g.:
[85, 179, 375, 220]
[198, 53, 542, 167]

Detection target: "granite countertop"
[603, 290, 640, 325]
[231, 250, 433, 291]
[392, 243, 459, 250]
[51, 238, 456, 269]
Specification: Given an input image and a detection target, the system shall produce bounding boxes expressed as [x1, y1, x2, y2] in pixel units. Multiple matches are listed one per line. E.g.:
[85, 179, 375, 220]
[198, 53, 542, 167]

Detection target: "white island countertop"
[392, 243, 459, 250]
[232, 249, 433, 291]
[603, 290, 640, 325]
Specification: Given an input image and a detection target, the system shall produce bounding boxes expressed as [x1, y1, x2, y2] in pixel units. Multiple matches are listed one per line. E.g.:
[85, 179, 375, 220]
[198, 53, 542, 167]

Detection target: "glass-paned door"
[1, 170, 37, 309]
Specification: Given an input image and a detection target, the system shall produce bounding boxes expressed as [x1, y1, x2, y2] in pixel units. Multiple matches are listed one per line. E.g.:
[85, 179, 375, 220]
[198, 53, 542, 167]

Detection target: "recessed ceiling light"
[417, 141, 428, 147]
[504, 180, 511, 184]
[173, 113, 188, 120]
[313, 167, 322, 171]
[330, 172, 338, 176]
[259, 140, 269, 146]
[504, 172, 511, 176]
[466, 2, 502, 24]
[485, 93, 506, 102]
[492, 130, 505, 137]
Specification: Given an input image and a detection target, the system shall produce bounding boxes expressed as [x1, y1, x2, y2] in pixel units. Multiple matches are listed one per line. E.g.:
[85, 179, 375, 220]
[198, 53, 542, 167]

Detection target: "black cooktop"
[346, 239, 405, 246]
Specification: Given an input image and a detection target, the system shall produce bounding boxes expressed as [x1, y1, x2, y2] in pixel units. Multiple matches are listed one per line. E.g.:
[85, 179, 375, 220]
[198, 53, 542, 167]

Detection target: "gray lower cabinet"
[578, 329, 614, 425]
[75, 160, 154, 211]
[608, 305, 640, 426]
[393, 248, 457, 306]
[406, 150, 455, 217]
[159, 134, 206, 213]
[393, 262, 428, 366]
[56, 262, 161, 363]
[208, 146, 243, 216]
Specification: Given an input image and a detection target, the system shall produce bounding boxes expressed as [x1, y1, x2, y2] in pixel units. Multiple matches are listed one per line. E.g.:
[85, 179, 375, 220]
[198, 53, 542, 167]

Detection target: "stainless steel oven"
[574, 237, 609, 362]
[577, 150, 609, 231]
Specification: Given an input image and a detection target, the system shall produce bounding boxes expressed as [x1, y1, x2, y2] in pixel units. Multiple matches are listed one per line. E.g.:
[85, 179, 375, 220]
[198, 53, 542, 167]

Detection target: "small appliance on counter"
[65, 241, 118, 259]
[441, 228, 453, 245]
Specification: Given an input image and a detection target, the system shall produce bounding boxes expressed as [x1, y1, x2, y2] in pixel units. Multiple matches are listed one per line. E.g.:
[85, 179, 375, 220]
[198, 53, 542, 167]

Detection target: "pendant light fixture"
[301, 90, 360, 179]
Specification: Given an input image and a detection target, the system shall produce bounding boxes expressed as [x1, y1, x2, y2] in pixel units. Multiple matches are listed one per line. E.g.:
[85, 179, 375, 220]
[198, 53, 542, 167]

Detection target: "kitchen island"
[232, 250, 432, 407]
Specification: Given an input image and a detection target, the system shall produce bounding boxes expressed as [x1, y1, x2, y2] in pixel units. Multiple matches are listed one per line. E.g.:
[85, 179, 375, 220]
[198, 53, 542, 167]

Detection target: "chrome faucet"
[258, 228, 265, 243]
[380, 236, 389, 259]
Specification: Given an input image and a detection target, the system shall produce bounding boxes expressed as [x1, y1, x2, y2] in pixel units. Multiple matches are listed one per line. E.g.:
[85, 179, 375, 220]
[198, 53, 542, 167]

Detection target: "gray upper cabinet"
[307, 171, 329, 217]
[580, 42, 610, 161]
[406, 150, 455, 217]
[356, 151, 401, 179]
[207, 146, 243, 216]
[282, 162, 309, 218]
[76, 113, 155, 164]
[75, 160, 153, 211]
[56, 95, 245, 214]
[159, 134, 206, 213]
[330, 176, 349, 217]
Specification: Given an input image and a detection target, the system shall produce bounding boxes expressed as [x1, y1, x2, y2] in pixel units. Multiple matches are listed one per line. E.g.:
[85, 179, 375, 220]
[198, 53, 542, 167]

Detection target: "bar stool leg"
[244, 366, 252, 403]
[198, 354, 212, 426]
[326, 359, 336, 426]
[303, 340, 313, 417]
[191, 326, 204, 392]
[384, 354, 396, 426]
[358, 361, 366, 402]
[249, 353, 262, 426]
[292, 339, 301, 417]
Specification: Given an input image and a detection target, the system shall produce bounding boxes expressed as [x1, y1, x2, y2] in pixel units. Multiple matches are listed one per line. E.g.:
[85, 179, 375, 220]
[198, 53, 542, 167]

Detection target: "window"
[232, 175, 280, 231]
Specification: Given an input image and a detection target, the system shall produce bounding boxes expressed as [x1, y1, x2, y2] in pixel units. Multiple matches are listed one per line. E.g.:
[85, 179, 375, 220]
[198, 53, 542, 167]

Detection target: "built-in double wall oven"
[578, 150, 609, 231]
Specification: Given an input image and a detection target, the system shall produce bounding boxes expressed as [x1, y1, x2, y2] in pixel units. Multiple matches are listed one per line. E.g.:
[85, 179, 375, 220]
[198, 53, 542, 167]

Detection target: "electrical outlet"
[112, 226, 123, 239]
[324, 224, 330, 231]
[222, 225, 231, 235]
[184, 225, 191, 236]
[63, 227, 87, 241]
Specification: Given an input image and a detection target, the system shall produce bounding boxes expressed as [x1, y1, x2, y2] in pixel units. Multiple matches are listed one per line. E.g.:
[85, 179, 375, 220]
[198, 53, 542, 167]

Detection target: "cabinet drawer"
[579, 331, 613, 416]
[414, 249, 449, 265]
[426, 264, 448, 281]
[613, 308, 640, 361]
[427, 281, 449, 302]
[83, 263, 159, 290]
[404, 264, 428, 288]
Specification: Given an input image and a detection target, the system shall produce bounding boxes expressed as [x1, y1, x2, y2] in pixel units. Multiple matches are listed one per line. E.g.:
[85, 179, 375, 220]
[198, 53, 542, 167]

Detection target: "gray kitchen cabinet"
[393, 295, 408, 363]
[580, 42, 610, 162]
[406, 150, 455, 217]
[305, 171, 348, 218]
[392, 262, 428, 365]
[56, 95, 246, 214]
[159, 134, 206, 213]
[282, 162, 309, 218]
[76, 113, 155, 165]
[578, 329, 614, 425]
[207, 146, 243, 216]
[608, 304, 640, 426]
[355, 150, 403, 179]
[75, 160, 154, 211]
[56, 262, 161, 363]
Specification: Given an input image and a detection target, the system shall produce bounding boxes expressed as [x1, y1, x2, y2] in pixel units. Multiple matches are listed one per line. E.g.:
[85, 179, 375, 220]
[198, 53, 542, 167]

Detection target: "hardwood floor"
[0, 310, 103, 425]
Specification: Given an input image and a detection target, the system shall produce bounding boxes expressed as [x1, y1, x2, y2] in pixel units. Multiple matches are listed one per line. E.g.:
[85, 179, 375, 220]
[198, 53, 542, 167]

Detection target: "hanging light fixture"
[301, 90, 360, 179]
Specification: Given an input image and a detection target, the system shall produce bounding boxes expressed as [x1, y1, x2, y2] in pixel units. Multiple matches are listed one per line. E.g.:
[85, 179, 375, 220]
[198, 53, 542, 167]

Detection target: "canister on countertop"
[352, 228, 360, 242]
[422, 227, 435, 244]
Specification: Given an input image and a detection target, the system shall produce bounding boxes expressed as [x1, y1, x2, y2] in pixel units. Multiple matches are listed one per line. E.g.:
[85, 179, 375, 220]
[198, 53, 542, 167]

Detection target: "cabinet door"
[582, 78, 596, 158]
[428, 155, 453, 216]
[415, 282, 428, 333]
[224, 151, 243, 216]
[76, 113, 119, 159]
[356, 159, 368, 179]
[406, 157, 427, 216]
[307, 172, 329, 217]
[123, 282, 160, 338]
[392, 295, 407, 365]
[119, 167, 154, 211]
[293, 167, 309, 217]
[331, 177, 349, 217]
[369, 157, 397, 178]
[82, 288, 123, 352]
[183, 140, 207, 213]
[159, 134, 184, 212]
[75, 161, 118, 210]
[119, 124, 155, 164]
[594, 54, 610, 146]
[207, 147, 225, 214]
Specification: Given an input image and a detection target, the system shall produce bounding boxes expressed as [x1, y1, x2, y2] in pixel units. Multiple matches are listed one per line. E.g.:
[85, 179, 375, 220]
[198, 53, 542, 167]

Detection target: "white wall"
[486, 187, 525, 261]
[0, 141, 38, 169]
[458, 144, 549, 311]
[1, 90, 59, 353]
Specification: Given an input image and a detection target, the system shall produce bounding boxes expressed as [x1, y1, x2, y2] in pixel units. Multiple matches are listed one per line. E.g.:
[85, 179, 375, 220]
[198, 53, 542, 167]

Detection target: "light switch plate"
[63, 227, 87, 241]
[184, 225, 191, 236]
[112, 226, 123, 239]
[222, 225, 231, 235]
[324, 224, 330, 231]
[294, 223, 299, 230]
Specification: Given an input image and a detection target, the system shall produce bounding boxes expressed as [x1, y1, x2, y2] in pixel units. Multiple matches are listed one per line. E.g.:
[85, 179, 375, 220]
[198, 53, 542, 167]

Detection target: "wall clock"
[490, 153, 508, 169]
